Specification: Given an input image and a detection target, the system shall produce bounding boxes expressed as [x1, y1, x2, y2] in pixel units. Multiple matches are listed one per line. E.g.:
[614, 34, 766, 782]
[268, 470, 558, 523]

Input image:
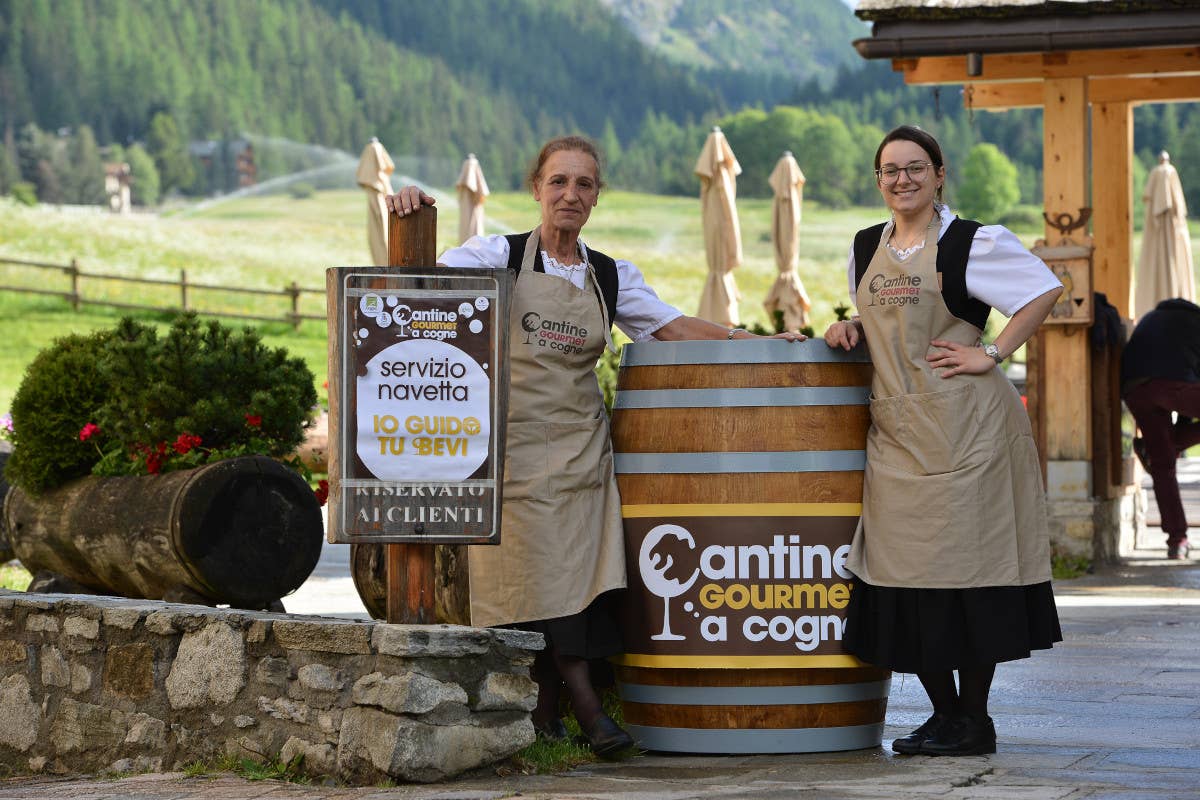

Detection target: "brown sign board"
[326, 266, 511, 544]
[622, 512, 860, 662]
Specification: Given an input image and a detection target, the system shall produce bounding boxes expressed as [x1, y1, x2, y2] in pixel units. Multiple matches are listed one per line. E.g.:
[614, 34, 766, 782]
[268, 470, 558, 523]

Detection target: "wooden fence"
[0, 255, 326, 328]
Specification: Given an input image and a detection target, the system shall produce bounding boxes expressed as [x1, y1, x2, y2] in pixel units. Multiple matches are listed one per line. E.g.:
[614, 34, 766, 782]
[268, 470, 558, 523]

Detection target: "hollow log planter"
[3, 455, 323, 610]
[0, 450, 13, 563]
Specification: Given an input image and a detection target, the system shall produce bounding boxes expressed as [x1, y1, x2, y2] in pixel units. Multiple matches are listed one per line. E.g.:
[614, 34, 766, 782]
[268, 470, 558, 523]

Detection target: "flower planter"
[3, 455, 322, 610]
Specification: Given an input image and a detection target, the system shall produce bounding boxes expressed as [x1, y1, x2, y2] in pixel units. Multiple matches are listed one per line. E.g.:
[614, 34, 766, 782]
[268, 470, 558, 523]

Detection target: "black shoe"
[533, 718, 569, 742]
[1167, 541, 1190, 560]
[579, 714, 636, 758]
[919, 714, 997, 756]
[891, 712, 951, 755]
[1133, 437, 1152, 472]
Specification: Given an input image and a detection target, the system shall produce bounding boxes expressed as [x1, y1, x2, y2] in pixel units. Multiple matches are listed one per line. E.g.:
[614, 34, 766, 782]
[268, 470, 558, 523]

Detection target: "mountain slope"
[598, 0, 867, 87]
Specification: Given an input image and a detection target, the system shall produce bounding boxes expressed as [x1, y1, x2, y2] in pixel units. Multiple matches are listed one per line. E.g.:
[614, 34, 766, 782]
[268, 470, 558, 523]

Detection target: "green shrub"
[9, 182, 36, 206]
[996, 206, 1043, 232]
[595, 345, 623, 413]
[5, 314, 317, 492]
[5, 330, 116, 492]
[287, 181, 315, 199]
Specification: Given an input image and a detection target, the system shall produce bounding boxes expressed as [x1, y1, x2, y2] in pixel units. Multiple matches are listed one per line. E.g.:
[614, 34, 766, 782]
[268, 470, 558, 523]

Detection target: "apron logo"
[521, 312, 541, 344]
[866, 271, 922, 307]
[518, 311, 589, 354]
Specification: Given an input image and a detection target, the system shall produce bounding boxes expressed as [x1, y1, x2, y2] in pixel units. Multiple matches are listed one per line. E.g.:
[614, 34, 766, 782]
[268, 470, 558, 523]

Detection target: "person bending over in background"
[1122, 298, 1200, 560]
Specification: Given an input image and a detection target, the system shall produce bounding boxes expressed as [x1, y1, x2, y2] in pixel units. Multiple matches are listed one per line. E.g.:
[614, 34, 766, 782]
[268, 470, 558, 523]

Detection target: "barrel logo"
[626, 514, 858, 657]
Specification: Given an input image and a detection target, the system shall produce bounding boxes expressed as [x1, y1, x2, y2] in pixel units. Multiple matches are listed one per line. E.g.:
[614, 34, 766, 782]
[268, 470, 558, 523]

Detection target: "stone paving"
[1, 466, 1197, 799]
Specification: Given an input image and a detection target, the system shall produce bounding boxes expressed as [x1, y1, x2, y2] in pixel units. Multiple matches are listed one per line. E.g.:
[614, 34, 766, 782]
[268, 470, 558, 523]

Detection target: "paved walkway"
[2, 466, 1198, 799]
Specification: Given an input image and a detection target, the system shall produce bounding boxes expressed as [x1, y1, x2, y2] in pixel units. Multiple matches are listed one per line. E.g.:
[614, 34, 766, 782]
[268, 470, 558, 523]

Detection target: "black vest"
[505, 231, 619, 325]
[853, 217, 991, 331]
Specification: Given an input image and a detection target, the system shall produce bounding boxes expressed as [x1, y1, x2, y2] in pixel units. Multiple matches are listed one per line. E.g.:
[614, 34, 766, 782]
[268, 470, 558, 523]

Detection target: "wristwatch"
[983, 343, 1003, 364]
[727, 327, 746, 340]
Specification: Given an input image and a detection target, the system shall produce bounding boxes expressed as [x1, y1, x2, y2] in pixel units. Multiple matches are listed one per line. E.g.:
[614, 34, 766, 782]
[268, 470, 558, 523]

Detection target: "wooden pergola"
[853, 0, 1200, 559]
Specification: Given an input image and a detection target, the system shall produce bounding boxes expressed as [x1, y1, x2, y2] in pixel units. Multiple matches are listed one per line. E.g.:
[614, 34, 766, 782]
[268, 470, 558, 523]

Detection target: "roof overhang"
[853, 0, 1200, 60]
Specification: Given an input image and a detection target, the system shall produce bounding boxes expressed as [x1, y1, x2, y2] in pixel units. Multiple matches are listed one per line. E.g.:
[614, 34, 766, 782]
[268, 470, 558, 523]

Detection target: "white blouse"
[846, 205, 1063, 318]
[438, 234, 683, 342]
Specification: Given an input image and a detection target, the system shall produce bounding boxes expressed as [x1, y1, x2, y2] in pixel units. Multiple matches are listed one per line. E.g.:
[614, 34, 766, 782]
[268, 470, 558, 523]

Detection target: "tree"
[125, 143, 160, 206]
[0, 131, 20, 195]
[956, 143, 1020, 221]
[146, 111, 194, 195]
[65, 124, 107, 204]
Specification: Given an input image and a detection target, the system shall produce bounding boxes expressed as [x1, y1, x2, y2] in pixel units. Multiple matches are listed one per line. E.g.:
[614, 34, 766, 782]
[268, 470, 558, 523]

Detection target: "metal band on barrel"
[624, 723, 885, 754]
[614, 450, 866, 474]
[617, 679, 890, 706]
[614, 386, 870, 409]
[621, 339, 871, 366]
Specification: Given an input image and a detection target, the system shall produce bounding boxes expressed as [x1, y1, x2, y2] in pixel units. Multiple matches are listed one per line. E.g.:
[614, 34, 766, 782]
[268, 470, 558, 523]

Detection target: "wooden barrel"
[610, 339, 888, 753]
[4, 455, 322, 610]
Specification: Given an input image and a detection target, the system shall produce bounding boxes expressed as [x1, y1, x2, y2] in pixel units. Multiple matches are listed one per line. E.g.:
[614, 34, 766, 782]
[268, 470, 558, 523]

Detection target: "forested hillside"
[0, 0, 725, 191]
[0, 0, 1197, 211]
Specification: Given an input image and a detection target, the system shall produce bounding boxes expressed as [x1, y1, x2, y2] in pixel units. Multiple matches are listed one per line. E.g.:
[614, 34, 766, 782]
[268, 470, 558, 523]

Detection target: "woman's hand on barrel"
[386, 186, 436, 217]
[824, 320, 861, 351]
[927, 339, 995, 377]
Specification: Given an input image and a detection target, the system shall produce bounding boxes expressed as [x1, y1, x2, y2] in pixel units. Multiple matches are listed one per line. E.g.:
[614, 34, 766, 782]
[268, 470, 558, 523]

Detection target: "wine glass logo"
[638, 524, 700, 641]
[392, 304, 412, 337]
[521, 311, 541, 344]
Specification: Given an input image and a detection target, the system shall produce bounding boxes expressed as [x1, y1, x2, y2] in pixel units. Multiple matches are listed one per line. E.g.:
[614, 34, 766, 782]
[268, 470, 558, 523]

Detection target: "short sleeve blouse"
[438, 234, 683, 342]
[845, 205, 1063, 318]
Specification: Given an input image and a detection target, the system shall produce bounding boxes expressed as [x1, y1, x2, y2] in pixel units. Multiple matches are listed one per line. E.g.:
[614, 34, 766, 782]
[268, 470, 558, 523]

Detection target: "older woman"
[825, 125, 1063, 757]
[390, 135, 801, 757]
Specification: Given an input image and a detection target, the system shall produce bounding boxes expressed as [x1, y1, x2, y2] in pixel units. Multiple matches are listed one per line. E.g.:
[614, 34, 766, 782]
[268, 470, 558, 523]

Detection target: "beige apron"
[847, 215, 1051, 589]
[468, 227, 626, 627]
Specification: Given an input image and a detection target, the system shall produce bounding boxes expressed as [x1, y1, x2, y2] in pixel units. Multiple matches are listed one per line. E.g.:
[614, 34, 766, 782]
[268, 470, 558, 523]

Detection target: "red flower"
[78, 422, 100, 442]
[314, 479, 329, 507]
[245, 413, 262, 428]
[173, 432, 203, 455]
[146, 451, 164, 474]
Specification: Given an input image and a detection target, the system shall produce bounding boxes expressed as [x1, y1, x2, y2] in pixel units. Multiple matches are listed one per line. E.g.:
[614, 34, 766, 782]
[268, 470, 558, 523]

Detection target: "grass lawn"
[0, 190, 1198, 415]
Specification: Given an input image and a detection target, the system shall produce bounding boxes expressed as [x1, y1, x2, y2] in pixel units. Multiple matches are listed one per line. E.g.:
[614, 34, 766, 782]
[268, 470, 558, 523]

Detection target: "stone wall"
[0, 590, 541, 783]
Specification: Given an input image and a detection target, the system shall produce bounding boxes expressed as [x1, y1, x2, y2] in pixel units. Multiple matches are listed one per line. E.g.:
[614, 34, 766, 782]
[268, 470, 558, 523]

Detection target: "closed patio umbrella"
[1136, 151, 1195, 317]
[455, 153, 490, 244]
[763, 151, 811, 332]
[694, 126, 742, 327]
[356, 138, 395, 266]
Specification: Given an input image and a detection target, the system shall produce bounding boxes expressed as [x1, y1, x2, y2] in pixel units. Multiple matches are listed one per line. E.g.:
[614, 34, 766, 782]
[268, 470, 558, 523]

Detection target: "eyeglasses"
[876, 161, 933, 183]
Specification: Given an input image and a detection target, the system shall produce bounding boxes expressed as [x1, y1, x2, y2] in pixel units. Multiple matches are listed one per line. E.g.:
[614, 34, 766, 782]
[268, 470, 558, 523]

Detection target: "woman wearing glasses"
[825, 126, 1063, 757]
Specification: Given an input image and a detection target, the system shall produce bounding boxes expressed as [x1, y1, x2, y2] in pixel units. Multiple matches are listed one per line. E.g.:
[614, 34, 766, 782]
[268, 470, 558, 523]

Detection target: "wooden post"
[180, 269, 189, 312]
[1039, 77, 1092, 499]
[68, 259, 79, 311]
[1091, 101, 1134, 317]
[1090, 100, 1134, 501]
[287, 280, 301, 330]
[386, 207, 439, 625]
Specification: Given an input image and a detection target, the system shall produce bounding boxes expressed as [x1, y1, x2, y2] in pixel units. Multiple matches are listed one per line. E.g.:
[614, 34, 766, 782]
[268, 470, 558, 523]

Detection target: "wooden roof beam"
[897, 45, 1200, 84]
[965, 75, 1200, 111]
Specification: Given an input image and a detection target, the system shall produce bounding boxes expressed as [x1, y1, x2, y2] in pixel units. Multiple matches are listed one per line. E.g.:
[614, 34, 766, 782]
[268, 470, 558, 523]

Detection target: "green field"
[0, 190, 1197, 415]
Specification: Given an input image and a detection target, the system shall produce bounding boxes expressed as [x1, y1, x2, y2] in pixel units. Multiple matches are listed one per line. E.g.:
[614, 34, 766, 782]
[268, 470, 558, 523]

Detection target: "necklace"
[889, 229, 925, 251]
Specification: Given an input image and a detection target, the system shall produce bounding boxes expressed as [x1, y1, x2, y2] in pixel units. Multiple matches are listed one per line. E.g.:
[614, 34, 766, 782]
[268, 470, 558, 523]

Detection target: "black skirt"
[510, 590, 624, 660]
[843, 579, 1062, 673]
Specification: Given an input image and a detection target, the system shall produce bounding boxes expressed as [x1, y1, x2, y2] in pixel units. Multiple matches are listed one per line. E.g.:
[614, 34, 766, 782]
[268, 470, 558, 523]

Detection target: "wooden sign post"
[385, 208, 439, 625]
